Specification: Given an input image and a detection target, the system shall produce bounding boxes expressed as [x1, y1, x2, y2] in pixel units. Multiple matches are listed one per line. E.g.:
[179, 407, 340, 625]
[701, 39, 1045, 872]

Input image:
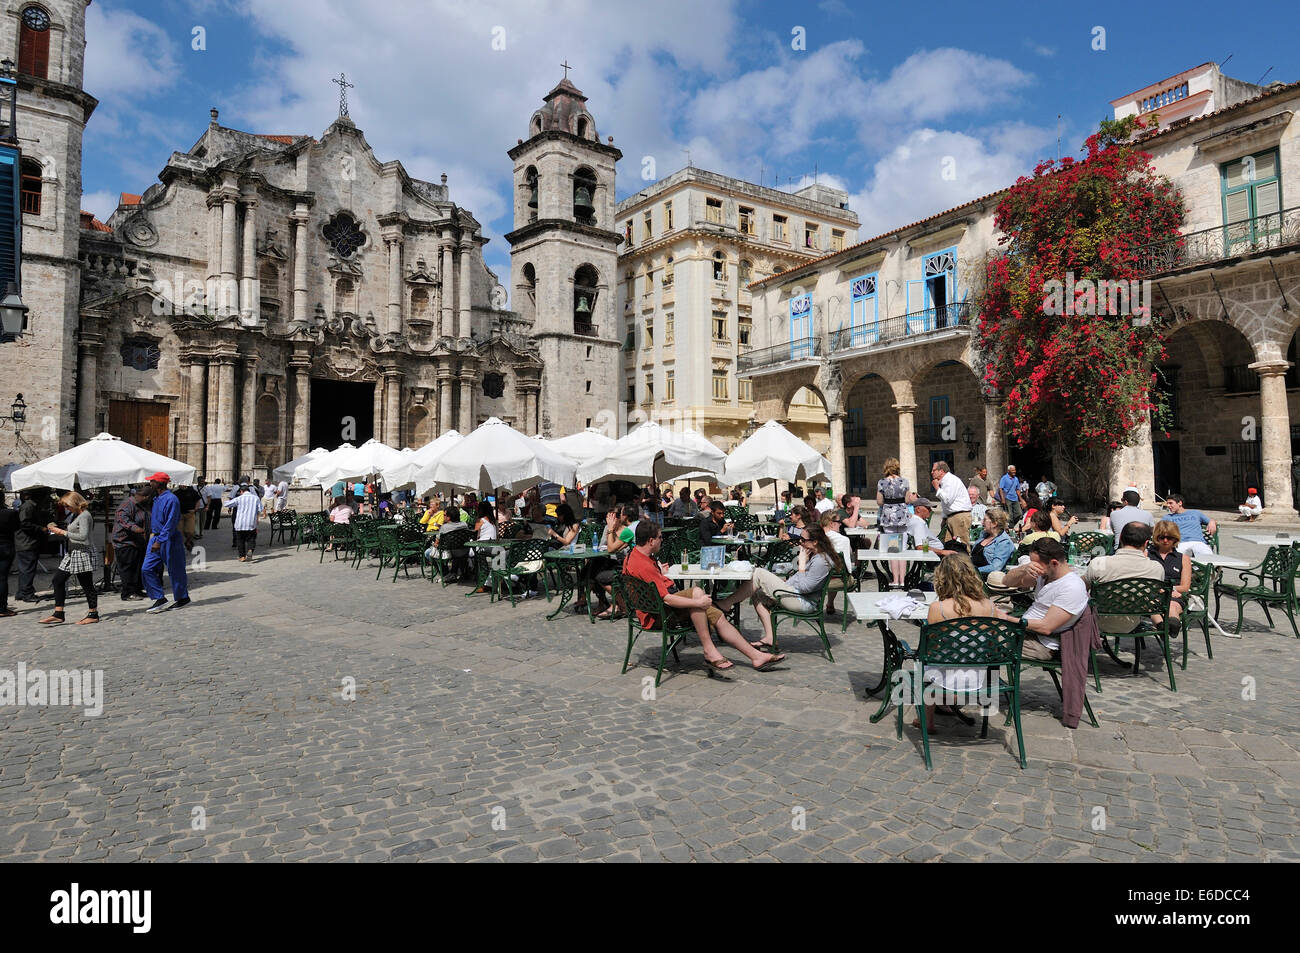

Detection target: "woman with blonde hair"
[915, 554, 1011, 731]
[40, 491, 99, 625]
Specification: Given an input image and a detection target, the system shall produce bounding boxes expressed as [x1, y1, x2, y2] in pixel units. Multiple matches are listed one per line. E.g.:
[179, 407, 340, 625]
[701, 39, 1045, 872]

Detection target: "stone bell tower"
[506, 71, 622, 437]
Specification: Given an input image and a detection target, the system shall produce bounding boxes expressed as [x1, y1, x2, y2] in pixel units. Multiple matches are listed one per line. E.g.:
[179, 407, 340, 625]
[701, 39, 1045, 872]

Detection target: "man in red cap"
[141, 472, 191, 612]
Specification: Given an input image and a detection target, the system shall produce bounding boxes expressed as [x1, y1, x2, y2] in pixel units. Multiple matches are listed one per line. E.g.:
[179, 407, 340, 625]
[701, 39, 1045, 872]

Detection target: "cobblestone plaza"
[1, 525, 1297, 863]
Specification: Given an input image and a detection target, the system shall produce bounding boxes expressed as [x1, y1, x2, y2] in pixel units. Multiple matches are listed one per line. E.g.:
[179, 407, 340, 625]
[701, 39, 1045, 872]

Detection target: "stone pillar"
[1254, 361, 1297, 518]
[385, 234, 403, 336]
[440, 236, 454, 337]
[215, 354, 238, 480]
[983, 398, 1006, 477]
[76, 332, 101, 442]
[522, 388, 538, 436]
[240, 356, 258, 477]
[1108, 418, 1156, 506]
[206, 198, 222, 282]
[384, 368, 403, 448]
[206, 354, 221, 472]
[186, 356, 207, 471]
[827, 410, 846, 498]
[458, 240, 474, 339]
[459, 373, 474, 434]
[241, 196, 258, 325]
[372, 383, 384, 444]
[292, 206, 310, 326]
[438, 373, 453, 436]
[220, 191, 239, 314]
[892, 378, 918, 492]
[290, 351, 311, 458]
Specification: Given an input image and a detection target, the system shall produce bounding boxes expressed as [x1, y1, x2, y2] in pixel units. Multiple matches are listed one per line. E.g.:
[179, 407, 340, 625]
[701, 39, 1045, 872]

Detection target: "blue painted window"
[789, 293, 812, 358]
[849, 273, 878, 346]
[1221, 150, 1281, 250]
[907, 248, 958, 333]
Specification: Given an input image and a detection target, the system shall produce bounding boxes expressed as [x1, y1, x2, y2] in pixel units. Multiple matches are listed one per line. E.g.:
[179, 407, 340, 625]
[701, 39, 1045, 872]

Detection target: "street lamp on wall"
[0, 393, 25, 434]
[961, 423, 978, 460]
[0, 283, 28, 339]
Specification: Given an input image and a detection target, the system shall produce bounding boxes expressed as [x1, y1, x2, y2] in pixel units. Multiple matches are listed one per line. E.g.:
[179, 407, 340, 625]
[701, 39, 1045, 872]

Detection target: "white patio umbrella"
[415, 417, 575, 496]
[297, 439, 406, 489]
[272, 447, 330, 484]
[9, 432, 197, 491]
[723, 420, 830, 487]
[577, 421, 726, 485]
[547, 428, 617, 465]
[380, 430, 463, 490]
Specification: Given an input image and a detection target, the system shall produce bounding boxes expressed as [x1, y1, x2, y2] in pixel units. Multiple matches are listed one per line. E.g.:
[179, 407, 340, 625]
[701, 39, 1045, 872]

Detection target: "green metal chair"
[1182, 561, 1214, 663]
[762, 539, 794, 571]
[1069, 532, 1114, 560]
[616, 574, 695, 687]
[1017, 605, 1101, 725]
[769, 579, 834, 661]
[488, 539, 549, 607]
[320, 522, 354, 562]
[900, 616, 1027, 770]
[379, 524, 432, 581]
[1207, 527, 1220, 554]
[1091, 577, 1177, 690]
[826, 559, 857, 633]
[1214, 544, 1300, 637]
[431, 528, 474, 587]
[660, 531, 701, 567]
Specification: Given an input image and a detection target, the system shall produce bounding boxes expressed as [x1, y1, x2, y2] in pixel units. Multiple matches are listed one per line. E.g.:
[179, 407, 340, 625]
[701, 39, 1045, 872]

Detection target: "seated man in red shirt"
[624, 521, 785, 672]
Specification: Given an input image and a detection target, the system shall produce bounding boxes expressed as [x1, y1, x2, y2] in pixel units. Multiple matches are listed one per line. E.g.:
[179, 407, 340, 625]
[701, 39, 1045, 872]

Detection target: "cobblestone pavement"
[1, 522, 1298, 862]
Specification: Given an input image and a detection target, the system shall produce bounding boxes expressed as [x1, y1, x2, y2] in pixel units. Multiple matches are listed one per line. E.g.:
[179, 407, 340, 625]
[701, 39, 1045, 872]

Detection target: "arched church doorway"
[310, 379, 375, 451]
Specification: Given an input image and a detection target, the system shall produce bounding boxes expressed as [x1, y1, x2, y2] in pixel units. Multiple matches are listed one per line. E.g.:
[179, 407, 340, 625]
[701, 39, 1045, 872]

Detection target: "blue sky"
[82, 0, 1300, 288]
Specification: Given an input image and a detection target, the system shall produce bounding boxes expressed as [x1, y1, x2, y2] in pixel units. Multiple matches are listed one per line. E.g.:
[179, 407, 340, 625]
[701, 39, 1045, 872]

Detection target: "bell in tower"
[573, 168, 597, 226]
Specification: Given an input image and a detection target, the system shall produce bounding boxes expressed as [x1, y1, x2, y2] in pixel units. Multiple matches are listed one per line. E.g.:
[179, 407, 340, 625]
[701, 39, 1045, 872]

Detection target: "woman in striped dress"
[40, 491, 99, 625]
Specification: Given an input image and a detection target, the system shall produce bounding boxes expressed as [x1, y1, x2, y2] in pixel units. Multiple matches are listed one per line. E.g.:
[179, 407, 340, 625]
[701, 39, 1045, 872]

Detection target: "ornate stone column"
[205, 352, 222, 472]
[206, 197, 222, 283]
[215, 352, 238, 480]
[437, 369, 453, 436]
[241, 195, 258, 325]
[384, 368, 403, 448]
[240, 355, 259, 477]
[892, 380, 918, 492]
[521, 387, 538, 436]
[372, 383, 384, 443]
[457, 239, 474, 339]
[439, 235, 454, 336]
[458, 372, 474, 434]
[220, 189, 239, 314]
[1108, 418, 1156, 505]
[290, 348, 311, 459]
[1253, 361, 1298, 518]
[185, 355, 208, 472]
[384, 232, 403, 336]
[76, 330, 101, 442]
[983, 397, 1006, 477]
[292, 205, 310, 326]
[827, 410, 846, 497]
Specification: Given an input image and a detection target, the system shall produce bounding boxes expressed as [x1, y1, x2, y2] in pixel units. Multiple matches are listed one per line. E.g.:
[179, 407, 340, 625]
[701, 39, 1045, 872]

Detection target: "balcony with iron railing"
[1223, 362, 1300, 394]
[830, 302, 972, 354]
[1134, 207, 1300, 277]
[737, 336, 824, 374]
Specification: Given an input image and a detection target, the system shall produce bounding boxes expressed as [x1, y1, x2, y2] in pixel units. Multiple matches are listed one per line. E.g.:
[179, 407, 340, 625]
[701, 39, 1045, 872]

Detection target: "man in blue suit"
[141, 472, 191, 613]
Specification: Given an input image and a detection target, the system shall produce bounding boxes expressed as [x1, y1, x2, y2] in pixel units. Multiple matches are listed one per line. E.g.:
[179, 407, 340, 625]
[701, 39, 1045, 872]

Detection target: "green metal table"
[543, 549, 610, 624]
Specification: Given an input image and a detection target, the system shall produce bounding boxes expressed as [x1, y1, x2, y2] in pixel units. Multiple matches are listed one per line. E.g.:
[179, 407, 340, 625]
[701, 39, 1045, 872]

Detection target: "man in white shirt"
[930, 460, 972, 543]
[223, 484, 264, 562]
[906, 500, 959, 556]
[968, 486, 987, 528]
[1002, 537, 1090, 660]
[814, 487, 836, 516]
[276, 480, 289, 511]
[262, 481, 278, 520]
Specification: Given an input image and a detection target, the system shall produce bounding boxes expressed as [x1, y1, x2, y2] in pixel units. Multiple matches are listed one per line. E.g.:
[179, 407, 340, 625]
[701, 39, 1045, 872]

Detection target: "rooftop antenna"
[759, 160, 764, 188]
[1220, 53, 1233, 69]
[1056, 113, 1061, 161]
[682, 147, 692, 169]
[1256, 66, 1273, 85]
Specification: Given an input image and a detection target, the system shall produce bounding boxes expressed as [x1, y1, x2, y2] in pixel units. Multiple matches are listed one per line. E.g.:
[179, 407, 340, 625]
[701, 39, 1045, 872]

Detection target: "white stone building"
[742, 65, 1300, 514]
[614, 168, 858, 454]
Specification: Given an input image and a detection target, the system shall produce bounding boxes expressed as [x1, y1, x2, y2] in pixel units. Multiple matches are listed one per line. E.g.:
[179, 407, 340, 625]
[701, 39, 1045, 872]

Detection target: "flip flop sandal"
[703, 656, 734, 671]
[755, 654, 786, 672]
[748, 641, 775, 652]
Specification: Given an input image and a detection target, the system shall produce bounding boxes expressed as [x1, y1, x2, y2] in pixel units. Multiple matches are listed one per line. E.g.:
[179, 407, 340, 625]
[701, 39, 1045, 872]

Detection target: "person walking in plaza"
[112, 485, 151, 601]
[996, 465, 1022, 524]
[931, 459, 972, 544]
[225, 483, 264, 562]
[0, 490, 16, 617]
[38, 492, 100, 625]
[142, 473, 191, 614]
[262, 480, 278, 521]
[276, 479, 289, 512]
[13, 490, 48, 603]
[198, 478, 222, 530]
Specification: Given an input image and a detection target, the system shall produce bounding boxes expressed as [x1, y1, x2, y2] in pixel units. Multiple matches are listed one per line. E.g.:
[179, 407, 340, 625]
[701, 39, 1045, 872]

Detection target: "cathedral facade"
[6, 1, 617, 482]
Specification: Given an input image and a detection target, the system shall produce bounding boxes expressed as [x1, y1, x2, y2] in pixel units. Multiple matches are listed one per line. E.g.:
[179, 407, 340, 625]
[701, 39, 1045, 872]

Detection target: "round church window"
[323, 212, 366, 259]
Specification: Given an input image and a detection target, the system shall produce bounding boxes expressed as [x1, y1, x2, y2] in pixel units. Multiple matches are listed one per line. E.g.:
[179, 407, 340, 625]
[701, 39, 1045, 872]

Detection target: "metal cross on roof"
[332, 72, 354, 117]
[560, 60, 572, 81]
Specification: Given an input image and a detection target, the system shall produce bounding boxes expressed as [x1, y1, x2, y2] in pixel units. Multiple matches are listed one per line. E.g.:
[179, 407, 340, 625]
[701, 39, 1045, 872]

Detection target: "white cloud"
[84, 5, 180, 99]
[1023, 39, 1056, 58]
[862, 48, 1034, 125]
[81, 190, 118, 221]
[848, 123, 1056, 237]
